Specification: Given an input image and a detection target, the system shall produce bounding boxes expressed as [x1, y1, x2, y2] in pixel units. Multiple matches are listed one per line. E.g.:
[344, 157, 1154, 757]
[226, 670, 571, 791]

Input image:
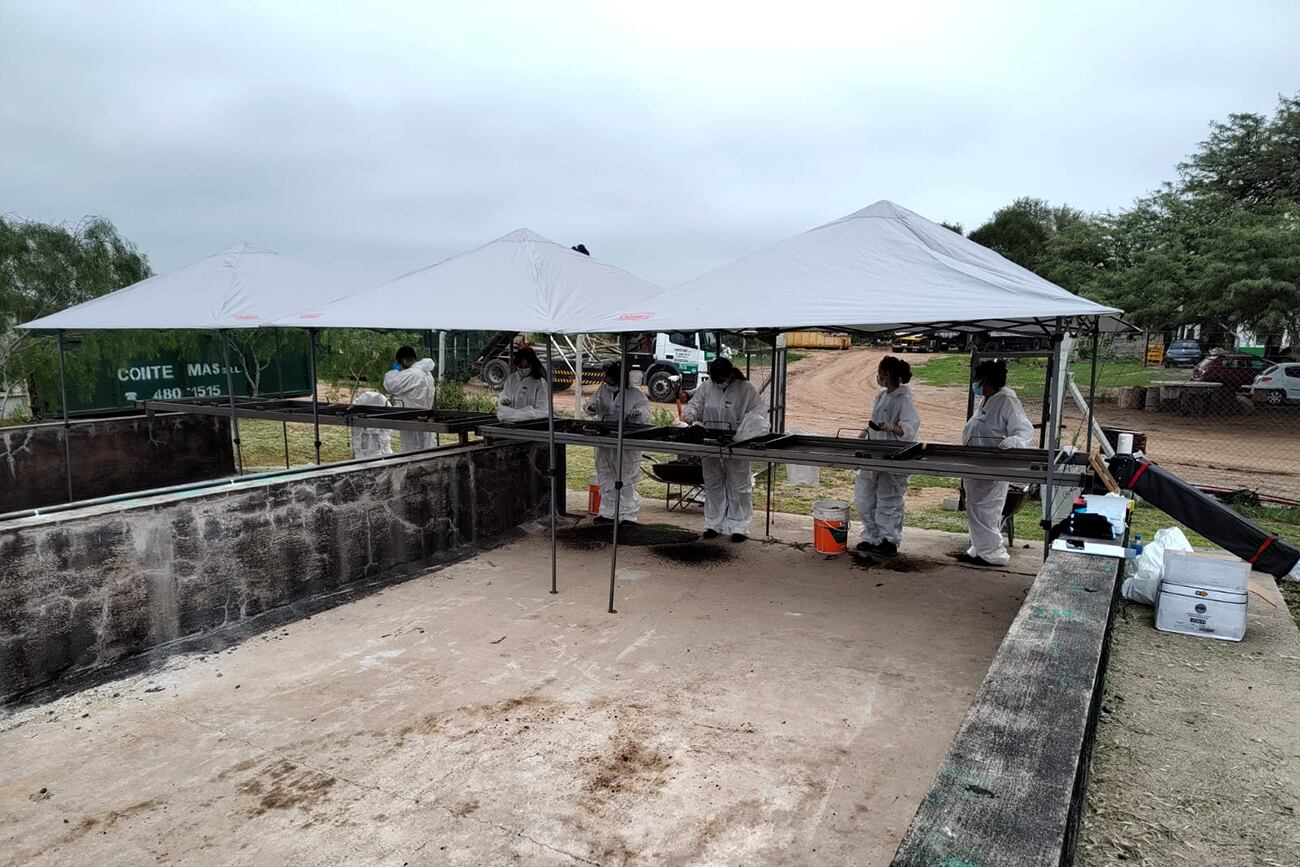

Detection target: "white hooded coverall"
[350, 390, 394, 459]
[961, 387, 1034, 565]
[496, 370, 549, 422]
[855, 384, 921, 545]
[383, 358, 437, 453]
[681, 378, 770, 536]
[586, 383, 653, 522]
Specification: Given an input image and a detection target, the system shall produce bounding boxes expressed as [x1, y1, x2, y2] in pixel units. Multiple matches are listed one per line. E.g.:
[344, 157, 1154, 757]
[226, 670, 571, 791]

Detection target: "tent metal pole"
[1042, 320, 1063, 559]
[274, 329, 289, 469]
[765, 333, 774, 537]
[547, 336, 559, 595]
[56, 330, 74, 503]
[437, 330, 447, 385]
[1039, 341, 1055, 449]
[220, 330, 244, 476]
[607, 335, 629, 614]
[574, 334, 584, 418]
[1085, 323, 1100, 455]
[308, 329, 322, 464]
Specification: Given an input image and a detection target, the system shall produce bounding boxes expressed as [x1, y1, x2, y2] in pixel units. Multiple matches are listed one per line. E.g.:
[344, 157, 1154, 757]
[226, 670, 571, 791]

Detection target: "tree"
[318, 329, 427, 401]
[967, 197, 1085, 272]
[1180, 94, 1300, 207]
[0, 216, 151, 396]
[938, 221, 965, 235]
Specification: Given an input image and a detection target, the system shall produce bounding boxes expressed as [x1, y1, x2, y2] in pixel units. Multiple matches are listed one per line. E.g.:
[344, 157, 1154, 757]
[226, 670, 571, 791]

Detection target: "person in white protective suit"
[680, 357, 770, 542]
[958, 359, 1034, 567]
[496, 346, 550, 423]
[855, 355, 921, 555]
[585, 361, 653, 525]
[382, 345, 437, 453]
[350, 390, 395, 459]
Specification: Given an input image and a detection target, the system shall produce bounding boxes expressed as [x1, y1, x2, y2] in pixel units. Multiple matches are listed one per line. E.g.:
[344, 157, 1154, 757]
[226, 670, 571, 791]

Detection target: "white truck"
[628, 331, 721, 402]
[475, 331, 722, 402]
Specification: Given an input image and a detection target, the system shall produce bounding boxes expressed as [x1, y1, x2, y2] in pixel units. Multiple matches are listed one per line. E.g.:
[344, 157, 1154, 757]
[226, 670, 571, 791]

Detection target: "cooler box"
[1154, 552, 1249, 642]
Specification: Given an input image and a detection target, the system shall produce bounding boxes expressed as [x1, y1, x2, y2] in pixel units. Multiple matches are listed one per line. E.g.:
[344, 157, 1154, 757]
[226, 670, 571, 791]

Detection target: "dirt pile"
[557, 523, 699, 550]
[650, 543, 736, 566]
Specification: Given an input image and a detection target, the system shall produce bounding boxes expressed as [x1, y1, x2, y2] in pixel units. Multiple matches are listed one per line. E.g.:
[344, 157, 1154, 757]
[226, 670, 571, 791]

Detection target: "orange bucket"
[588, 475, 601, 515]
[812, 499, 850, 554]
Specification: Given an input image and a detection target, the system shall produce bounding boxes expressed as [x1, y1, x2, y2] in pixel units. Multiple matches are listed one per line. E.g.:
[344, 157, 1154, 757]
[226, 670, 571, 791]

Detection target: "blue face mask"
[972, 382, 983, 397]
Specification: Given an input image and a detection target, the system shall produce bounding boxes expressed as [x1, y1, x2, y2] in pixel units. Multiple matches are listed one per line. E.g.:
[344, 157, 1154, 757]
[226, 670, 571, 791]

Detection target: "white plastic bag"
[784, 427, 820, 487]
[1121, 527, 1193, 605]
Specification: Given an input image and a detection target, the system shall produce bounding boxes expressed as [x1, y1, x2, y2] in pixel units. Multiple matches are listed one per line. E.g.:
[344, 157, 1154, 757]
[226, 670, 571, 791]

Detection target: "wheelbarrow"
[646, 459, 705, 511]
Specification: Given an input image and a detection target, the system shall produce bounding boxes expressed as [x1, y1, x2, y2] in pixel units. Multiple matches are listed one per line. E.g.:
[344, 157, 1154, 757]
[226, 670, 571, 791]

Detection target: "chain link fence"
[1060, 332, 1300, 504]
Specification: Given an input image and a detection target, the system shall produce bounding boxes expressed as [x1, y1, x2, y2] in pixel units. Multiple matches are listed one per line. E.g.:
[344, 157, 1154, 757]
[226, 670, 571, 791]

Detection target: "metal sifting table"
[142, 396, 494, 442]
[480, 419, 1090, 486]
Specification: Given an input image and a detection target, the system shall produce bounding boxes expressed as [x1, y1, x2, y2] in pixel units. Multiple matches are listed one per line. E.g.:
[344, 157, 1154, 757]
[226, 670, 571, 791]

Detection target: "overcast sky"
[2, 0, 1296, 287]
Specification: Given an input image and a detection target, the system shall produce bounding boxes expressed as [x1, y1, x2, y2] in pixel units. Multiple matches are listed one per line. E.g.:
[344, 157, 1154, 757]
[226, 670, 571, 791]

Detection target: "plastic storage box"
[1154, 552, 1249, 642]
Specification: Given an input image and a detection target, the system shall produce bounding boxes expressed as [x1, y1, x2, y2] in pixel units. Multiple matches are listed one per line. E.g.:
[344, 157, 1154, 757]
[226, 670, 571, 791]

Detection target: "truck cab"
[631, 331, 721, 402]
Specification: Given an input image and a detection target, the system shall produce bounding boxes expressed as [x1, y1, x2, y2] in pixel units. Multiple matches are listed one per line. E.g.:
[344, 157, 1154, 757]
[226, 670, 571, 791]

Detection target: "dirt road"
[784, 347, 1300, 500]
[784, 347, 972, 441]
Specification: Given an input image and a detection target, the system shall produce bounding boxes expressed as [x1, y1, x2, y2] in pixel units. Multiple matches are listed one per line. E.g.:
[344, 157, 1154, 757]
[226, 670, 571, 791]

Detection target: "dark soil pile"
[557, 523, 700, 550]
[649, 543, 737, 566]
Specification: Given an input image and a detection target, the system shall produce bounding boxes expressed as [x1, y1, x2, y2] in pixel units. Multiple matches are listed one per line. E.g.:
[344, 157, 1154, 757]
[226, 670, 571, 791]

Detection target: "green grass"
[238, 420, 365, 468]
[909, 355, 1187, 391]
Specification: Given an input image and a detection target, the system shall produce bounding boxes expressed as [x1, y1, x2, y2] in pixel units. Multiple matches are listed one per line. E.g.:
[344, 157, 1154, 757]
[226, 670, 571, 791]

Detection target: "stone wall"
[1, 413, 234, 513]
[0, 442, 550, 703]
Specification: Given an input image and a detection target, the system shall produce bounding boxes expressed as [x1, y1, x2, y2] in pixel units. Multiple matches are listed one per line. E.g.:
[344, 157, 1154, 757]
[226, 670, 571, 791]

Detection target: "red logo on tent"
[299, 312, 322, 319]
[618, 312, 655, 321]
[233, 314, 260, 320]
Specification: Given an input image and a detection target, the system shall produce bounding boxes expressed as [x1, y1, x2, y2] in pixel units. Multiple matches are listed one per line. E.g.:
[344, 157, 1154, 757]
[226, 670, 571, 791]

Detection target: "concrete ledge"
[0, 442, 550, 703]
[892, 550, 1122, 867]
[1, 412, 234, 511]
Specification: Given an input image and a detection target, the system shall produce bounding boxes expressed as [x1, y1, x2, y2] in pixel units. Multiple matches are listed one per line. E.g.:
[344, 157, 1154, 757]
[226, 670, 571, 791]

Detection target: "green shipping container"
[31, 332, 314, 418]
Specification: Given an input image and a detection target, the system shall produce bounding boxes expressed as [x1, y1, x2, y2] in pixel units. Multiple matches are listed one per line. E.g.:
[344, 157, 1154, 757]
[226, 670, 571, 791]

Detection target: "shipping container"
[29, 332, 314, 418]
[784, 331, 851, 350]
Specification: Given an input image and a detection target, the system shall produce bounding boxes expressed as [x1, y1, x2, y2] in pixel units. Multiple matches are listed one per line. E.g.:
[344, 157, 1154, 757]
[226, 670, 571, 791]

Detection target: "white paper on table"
[1052, 539, 1126, 558]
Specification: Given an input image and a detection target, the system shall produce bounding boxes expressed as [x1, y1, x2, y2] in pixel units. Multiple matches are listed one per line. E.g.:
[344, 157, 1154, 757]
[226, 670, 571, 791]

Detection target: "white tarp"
[273, 229, 664, 333]
[590, 200, 1121, 334]
[20, 243, 356, 331]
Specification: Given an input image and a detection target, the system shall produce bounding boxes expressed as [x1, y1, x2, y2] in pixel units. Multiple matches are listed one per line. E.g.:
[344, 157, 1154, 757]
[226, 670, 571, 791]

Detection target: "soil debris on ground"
[1078, 593, 1300, 867]
[557, 523, 700, 550]
[850, 551, 938, 573]
[649, 542, 737, 566]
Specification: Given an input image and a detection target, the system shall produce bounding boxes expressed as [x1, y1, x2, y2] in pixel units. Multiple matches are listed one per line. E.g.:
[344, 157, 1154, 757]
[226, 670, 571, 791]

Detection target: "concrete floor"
[0, 508, 1041, 866]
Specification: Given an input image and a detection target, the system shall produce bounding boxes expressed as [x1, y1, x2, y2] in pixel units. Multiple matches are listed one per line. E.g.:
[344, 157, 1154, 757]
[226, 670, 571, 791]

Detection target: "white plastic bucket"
[1116, 432, 1134, 455]
[812, 499, 850, 554]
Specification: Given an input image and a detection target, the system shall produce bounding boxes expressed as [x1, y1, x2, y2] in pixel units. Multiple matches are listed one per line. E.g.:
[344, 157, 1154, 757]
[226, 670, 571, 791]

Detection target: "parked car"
[891, 335, 929, 353]
[1162, 339, 1204, 368]
[1191, 353, 1271, 389]
[1250, 363, 1300, 405]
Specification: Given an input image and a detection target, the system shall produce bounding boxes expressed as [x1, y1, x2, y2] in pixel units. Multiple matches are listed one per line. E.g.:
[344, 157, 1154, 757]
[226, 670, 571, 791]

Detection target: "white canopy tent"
[585, 200, 1121, 335]
[19, 243, 360, 478]
[570, 201, 1123, 610]
[273, 229, 664, 332]
[21, 243, 357, 331]
[269, 227, 668, 599]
